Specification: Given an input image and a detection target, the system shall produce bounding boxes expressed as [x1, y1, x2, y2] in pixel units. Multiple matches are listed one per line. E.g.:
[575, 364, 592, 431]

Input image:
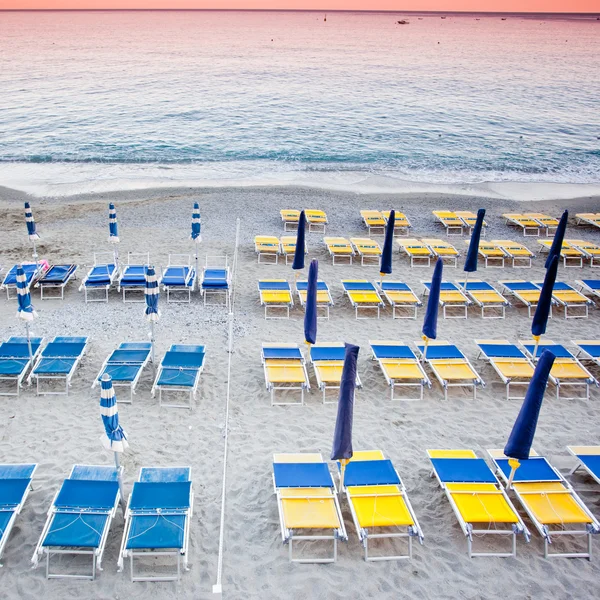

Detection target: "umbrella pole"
[339, 459, 348, 496]
[113, 452, 126, 512]
[463, 271, 469, 291]
[506, 458, 520, 489]
[422, 335, 429, 362]
[25, 321, 33, 361]
[195, 240, 200, 286]
[32, 239, 38, 265]
[533, 335, 540, 359]
[150, 320, 155, 365]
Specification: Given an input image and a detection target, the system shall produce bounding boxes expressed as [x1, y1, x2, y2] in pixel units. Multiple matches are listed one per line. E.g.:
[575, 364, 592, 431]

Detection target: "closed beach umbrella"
[463, 208, 486, 287]
[100, 374, 128, 506]
[545, 210, 568, 269]
[304, 259, 318, 346]
[108, 203, 119, 264]
[292, 210, 306, 272]
[531, 254, 559, 357]
[145, 266, 160, 364]
[16, 265, 37, 360]
[503, 349, 555, 487]
[379, 209, 395, 284]
[331, 343, 359, 490]
[191, 202, 202, 283]
[24, 202, 40, 262]
[422, 258, 443, 360]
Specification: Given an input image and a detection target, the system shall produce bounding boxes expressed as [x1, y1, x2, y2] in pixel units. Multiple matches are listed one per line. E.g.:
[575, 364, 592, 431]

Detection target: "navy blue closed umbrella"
[463, 209, 486, 287]
[331, 343, 359, 489]
[379, 209, 395, 283]
[292, 210, 306, 272]
[504, 349, 555, 487]
[422, 258, 443, 360]
[531, 254, 559, 357]
[304, 259, 318, 345]
[545, 210, 568, 269]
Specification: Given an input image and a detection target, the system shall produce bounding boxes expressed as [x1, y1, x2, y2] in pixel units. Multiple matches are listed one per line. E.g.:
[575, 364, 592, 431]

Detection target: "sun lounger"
[520, 340, 597, 400]
[464, 240, 506, 268]
[503, 213, 545, 237]
[567, 239, 600, 267]
[341, 451, 423, 561]
[414, 341, 484, 400]
[308, 343, 362, 403]
[280, 235, 307, 265]
[29, 336, 89, 396]
[538, 239, 584, 268]
[1, 263, 44, 300]
[499, 280, 552, 317]
[456, 280, 509, 318]
[491, 239, 535, 268]
[32, 464, 121, 579]
[382, 211, 411, 236]
[305, 209, 328, 232]
[487, 449, 600, 559]
[254, 235, 281, 263]
[93, 342, 152, 403]
[272, 453, 346, 562]
[432, 210, 464, 236]
[0, 463, 37, 562]
[295, 280, 333, 320]
[576, 213, 600, 230]
[422, 238, 460, 267]
[258, 279, 294, 319]
[324, 237, 354, 265]
[280, 210, 301, 231]
[454, 211, 488, 235]
[376, 281, 421, 319]
[200, 256, 231, 306]
[528, 213, 559, 235]
[396, 238, 433, 267]
[370, 341, 431, 400]
[475, 340, 535, 400]
[160, 254, 196, 303]
[341, 280, 384, 319]
[116, 253, 150, 302]
[262, 344, 310, 405]
[360, 210, 386, 235]
[350, 238, 382, 265]
[151, 344, 206, 409]
[536, 281, 593, 319]
[79, 253, 118, 303]
[567, 446, 600, 486]
[427, 449, 529, 557]
[119, 466, 193, 581]
[422, 281, 471, 319]
[572, 340, 600, 370]
[0, 336, 44, 396]
[577, 279, 600, 299]
[35, 264, 78, 300]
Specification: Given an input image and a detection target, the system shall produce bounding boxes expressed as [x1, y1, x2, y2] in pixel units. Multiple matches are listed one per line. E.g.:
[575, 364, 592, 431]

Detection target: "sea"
[0, 10, 599, 197]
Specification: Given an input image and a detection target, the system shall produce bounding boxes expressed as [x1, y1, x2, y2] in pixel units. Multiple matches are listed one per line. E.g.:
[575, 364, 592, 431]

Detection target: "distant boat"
[324, 14, 327, 22]
[397, 20, 409, 25]
[441, 16, 446, 19]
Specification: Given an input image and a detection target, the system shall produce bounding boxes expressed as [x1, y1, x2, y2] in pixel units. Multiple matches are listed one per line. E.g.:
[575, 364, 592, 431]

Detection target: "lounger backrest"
[343, 281, 375, 291]
[40, 265, 76, 282]
[0, 464, 37, 479]
[371, 344, 416, 359]
[129, 481, 191, 510]
[494, 457, 561, 483]
[273, 462, 332, 488]
[70, 465, 119, 481]
[296, 280, 328, 291]
[310, 346, 345, 361]
[42, 341, 87, 357]
[430, 458, 497, 483]
[162, 350, 205, 369]
[343, 460, 401, 486]
[477, 343, 526, 359]
[263, 347, 302, 360]
[54, 479, 119, 509]
[140, 467, 191, 482]
[259, 280, 291, 291]
[416, 344, 464, 359]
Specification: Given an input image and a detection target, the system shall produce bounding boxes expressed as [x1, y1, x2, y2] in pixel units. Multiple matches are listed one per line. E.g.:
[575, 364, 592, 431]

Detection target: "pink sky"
[1, 1, 598, 12]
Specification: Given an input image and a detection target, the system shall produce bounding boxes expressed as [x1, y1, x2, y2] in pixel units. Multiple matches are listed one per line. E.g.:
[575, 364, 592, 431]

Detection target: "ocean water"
[0, 11, 599, 195]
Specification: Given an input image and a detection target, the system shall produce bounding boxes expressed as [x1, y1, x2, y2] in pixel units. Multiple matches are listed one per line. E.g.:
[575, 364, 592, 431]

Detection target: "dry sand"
[1, 185, 599, 599]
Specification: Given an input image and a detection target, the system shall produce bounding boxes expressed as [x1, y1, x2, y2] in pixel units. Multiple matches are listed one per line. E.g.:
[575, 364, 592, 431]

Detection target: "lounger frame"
[422, 282, 471, 319]
[262, 344, 310, 406]
[161, 255, 196, 303]
[295, 280, 333, 320]
[1, 263, 44, 300]
[35, 264, 78, 300]
[79, 253, 118, 303]
[309, 343, 362, 403]
[117, 252, 150, 303]
[200, 256, 231, 307]
[0, 337, 44, 397]
[342, 281, 384, 319]
[377, 282, 421, 319]
[259, 280, 294, 319]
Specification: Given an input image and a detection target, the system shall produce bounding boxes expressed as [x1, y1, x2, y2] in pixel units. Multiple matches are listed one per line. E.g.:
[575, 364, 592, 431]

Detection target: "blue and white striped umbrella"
[191, 202, 202, 242]
[24, 202, 40, 241]
[16, 265, 37, 322]
[144, 266, 160, 322]
[108, 203, 119, 243]
[100, 375, 128, 453]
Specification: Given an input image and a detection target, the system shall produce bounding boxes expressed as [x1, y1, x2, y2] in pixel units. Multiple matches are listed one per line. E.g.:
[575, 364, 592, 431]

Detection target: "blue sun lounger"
[567, 446, 600, 486]
[499, 280, 554, 317]
[577, 279, 600, 300]
[572, 340, 600, 369]
[119, 467, 193, 582]
[456, 280, 510, 319]
[422, 281, 471, 319]
[35, 264, 78, 300]
[200, 265, 230, 307]
[0, 336, 44, 397]
[117, 253, 150, 303]
[151, 344, 206, 409]
[79, 253, 118, 303]
[376, 281, 422, 319]
[1, 263, 44, 300]
[0, 463, 37, 563]
[29, 336, 89, 396]
[93, 342, 152, 403]
[341, 280, 384, 319]
[160, 254, 196, 304]
[32, 465, 121, 580]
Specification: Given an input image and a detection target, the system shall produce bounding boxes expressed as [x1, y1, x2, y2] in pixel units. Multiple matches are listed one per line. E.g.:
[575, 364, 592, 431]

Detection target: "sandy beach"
[1, 184, 600, 599]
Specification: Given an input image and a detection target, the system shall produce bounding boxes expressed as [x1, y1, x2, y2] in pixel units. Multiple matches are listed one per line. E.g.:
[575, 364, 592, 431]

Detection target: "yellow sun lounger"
[280, 210, 301, 231]
[527, 213, 559, 235]
[295, 279, 334, 320]
[491, 239, 535, 268]
[370, 341, 431, 401]
[422, 281, 471, 319]
[272, 453, 346, 563]
[376, 281, 422, 319]
[280, 236, 308, 265]
[567, 239, 600, 267]
[487, 449, 600, 559]
[341, 450, 424, 561]
[262, 344, 310, 405]
[567, 445, 600, 486]
[427, 449, 529, 557]
[382, 211, 412, 236]
[454, 211, 489, 234]
[432, 210, 465, 236]
[576, 213, 600, 230]
[533, 281, 593, 319]
[305, 210, 328, 232]
[350, 238, 382, 265]
[258, 279, 294, 319]
[456, 280, 510, 318]
[309, 343, 362, 403]
[422, 238, 460, 267]
[324, 237, 354, 265]
[538, 239, 584, 268]
[360, 210, 386, 235]
[414, 341, 484, 400]
[499, 281, 551, 317]
[463, 240, 507, 268]
[396, 238, 433, 267]
[503, 214, 545, 237]
[254, 235, 281, 264]
[341, 280, 384, 319]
